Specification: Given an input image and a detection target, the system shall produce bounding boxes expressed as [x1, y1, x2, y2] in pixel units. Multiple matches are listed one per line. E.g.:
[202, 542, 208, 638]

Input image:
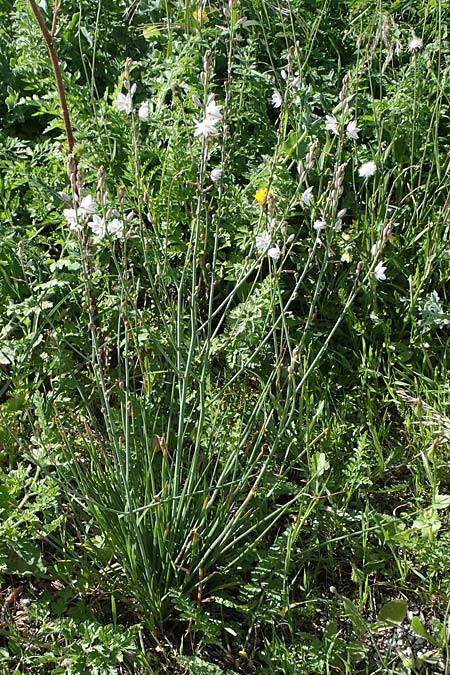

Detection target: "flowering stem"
[28, 0, 75, 153]
[30, 0, 105, 365]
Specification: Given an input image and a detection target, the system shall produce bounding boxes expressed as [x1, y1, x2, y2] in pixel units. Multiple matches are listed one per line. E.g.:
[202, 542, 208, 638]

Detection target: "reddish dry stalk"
[51, 0, 61, 37]
[29, 0, 106, 365]
[197, 567, 203, 608]
[28, 0, 74, 153]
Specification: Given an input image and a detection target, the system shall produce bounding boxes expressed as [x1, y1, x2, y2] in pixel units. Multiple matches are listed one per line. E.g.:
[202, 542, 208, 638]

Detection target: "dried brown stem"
[28, 0, 74, 152]
[29, 0, 106, 364]
[51, 0, 61, 38]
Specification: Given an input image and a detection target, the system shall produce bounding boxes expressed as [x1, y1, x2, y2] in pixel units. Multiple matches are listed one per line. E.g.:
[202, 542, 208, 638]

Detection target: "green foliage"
[0, 463, 61, 576]
[178, 656, 236, 675]
[1, 607, 138, 675]
[2, 0, 450, 673]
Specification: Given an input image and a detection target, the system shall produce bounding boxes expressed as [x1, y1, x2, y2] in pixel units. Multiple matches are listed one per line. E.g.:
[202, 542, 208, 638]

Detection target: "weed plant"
[1, 0, 450, 673]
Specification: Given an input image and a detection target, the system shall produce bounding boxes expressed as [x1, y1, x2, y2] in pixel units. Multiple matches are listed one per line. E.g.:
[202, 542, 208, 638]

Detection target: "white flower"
[313, 219, 326, 231]
[280, 69, 288, 81]
[63, 194, 96, 231]
[255, 230, 271, 252]
[205, 95, 223, 121]
[371, 241, 382, 257]
[324, 114, 339, 135]
[108, 218, 124, 239]
[210, 168, 222, 183]
[138, 101, 149, 121]
[346, 119, 360, 140]
[78, 194, 96, 216]
[114, 92, 133, 115]
[301, 186, 314, 206]
[335, 207, 347, 229]
[408, 36, 423, 52]
[358, 161, 377, 178]
[373, 260, 387, 281]
[341, 251, 352, 263]
[63, 208, 80, 231]
[268, 244, 282, 260]
[194, 117, 219, 138]
[272, 89, 282, 109]
[88, 214, 106, 239]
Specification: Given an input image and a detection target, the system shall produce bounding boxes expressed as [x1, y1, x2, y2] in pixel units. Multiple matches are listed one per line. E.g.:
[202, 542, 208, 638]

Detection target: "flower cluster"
[63, 195, 96, 231]
[113, 58, 149, 121]
[255, 230, 281, 260]
[114, 90, 149, 121]
[370, 222, 392, 281]
[311, 208, 347, 233]
[194, 93, 223, 139]
[325, 115, 360, 140]
[321, 76, 379, 191]
[63, 194, 125, 241]
[271, 50, 306, 110]
[323, 74, 360, 141]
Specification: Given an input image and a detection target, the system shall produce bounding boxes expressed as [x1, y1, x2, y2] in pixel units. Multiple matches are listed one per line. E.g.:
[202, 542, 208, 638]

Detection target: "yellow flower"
[192, 9, 209, 23]
[255, 187, 273, 206]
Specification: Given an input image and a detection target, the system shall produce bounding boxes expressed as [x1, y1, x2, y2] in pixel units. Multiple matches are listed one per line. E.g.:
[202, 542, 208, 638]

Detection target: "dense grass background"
[1, 0, 450, 673]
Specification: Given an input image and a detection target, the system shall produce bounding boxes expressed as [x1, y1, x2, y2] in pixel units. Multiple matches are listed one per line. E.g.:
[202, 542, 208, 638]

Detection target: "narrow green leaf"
[342, 597, 367, 637]
[142, 24, 161, 40]
[411, 616, 436, 645]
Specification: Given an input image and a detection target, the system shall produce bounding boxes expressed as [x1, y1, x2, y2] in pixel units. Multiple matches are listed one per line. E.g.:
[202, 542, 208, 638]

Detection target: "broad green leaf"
[433, 493, 450, 509]
[377, 599, 408, 626]
[311, 451, 329, 478]
[282, 129, 308, 160]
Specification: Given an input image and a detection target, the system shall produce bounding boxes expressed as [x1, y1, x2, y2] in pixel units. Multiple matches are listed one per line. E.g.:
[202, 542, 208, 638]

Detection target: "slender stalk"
[28, 0, 74, 152]
[50, 0, 60, 37]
